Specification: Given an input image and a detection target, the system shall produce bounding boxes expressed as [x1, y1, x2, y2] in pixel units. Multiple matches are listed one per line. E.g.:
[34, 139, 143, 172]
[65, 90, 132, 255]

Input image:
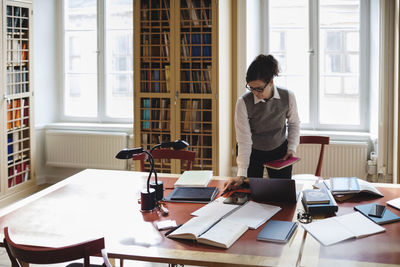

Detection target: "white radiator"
[293, 142, 368, 179]
[45, 130, 128, 170]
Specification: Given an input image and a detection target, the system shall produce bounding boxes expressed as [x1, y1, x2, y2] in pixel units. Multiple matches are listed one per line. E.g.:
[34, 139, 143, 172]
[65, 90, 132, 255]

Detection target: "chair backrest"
[132, 152, 147, 172]
[300, 136, 330, 177]
[151, 149, 196, 171]
[3, 227, 107, 267]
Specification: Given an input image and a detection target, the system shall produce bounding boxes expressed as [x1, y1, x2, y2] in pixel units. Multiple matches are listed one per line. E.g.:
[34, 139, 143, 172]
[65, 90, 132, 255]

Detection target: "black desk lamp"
[149, 140, 189, 201]
[115, 140, 189, 211]
[115, 147, 158, 211]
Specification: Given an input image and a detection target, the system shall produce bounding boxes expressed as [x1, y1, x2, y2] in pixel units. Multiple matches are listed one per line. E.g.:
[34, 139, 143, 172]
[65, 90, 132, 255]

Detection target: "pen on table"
[164, 224, 183, 236]
[220, 190, 230, 197]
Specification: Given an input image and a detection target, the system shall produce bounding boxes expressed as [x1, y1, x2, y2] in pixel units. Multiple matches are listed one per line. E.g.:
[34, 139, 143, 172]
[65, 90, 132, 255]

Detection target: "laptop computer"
[249, 178, 300, 203]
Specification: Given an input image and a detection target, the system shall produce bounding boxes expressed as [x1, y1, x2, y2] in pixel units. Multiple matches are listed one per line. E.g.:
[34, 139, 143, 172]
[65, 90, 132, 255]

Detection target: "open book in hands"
[167, 216, 248, 249]
[264, 157, 301, 170]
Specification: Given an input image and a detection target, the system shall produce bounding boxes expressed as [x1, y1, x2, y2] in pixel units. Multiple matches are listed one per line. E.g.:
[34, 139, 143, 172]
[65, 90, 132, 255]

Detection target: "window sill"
[41, 122, 133, 134]
[300, 130, 373, 144]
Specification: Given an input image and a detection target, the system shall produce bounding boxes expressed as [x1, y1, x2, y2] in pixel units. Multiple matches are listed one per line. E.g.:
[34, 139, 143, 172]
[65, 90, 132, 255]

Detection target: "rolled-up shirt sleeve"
[286, 90, 300, 153]
[235, 97, 252, 177]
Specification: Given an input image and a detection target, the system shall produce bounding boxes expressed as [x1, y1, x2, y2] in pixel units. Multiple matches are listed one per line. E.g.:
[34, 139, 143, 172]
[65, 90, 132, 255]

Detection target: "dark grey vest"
[243, 88, 289, 151]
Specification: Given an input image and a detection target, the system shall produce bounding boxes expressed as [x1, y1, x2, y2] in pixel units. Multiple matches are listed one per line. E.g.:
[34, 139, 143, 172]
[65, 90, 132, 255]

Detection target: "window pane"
[105, 0, 133, 119]
[66, 0, 96, 30]
[64, 0, 97, 117]
[65, 74, 97, 117]
[319, 0, 360, 125]
[269, 0, 309, 124]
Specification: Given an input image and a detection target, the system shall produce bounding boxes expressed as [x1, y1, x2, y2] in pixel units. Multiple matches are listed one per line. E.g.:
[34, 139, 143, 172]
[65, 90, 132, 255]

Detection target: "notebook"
[257, 220, 298, 243]
[264, 157, 301, 170]
[249, 178, 299, 203]
[164, 187, 219, 203]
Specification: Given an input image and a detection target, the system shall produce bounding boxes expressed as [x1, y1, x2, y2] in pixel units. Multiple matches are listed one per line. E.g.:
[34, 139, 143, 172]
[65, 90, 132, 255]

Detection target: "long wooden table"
[300, 183, 400, 267]
[0, 169, 305, 267]
[0, 169, 399, 267]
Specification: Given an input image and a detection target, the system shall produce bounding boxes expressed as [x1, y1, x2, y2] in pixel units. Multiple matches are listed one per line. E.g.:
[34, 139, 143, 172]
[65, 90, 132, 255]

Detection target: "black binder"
[164, 187, 219, 203]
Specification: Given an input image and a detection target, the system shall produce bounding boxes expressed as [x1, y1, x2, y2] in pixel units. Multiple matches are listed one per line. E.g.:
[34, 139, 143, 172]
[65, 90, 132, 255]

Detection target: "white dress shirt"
[235, 85, 300, 177]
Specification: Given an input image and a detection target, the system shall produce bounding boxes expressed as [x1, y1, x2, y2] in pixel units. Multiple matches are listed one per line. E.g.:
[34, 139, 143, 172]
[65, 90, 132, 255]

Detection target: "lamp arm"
[150, 144, 162, 154]
[146, 166, 153, 193]
[143, 150, 158, 188]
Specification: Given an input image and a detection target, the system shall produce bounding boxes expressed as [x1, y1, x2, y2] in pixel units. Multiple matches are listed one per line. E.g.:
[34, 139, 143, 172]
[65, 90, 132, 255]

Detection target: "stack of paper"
[174, 170, 213, 187]
[387, 197, 400, 210]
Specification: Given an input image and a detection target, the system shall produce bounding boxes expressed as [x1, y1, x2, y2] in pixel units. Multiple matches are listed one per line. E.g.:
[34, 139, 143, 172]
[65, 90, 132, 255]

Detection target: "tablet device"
[164, 187, 219, 203]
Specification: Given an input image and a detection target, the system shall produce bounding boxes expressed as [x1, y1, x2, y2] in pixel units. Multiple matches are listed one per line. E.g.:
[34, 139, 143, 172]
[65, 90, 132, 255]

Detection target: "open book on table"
[302, 212, 385, 246]
[191, 198, 282, 229]
[168, 199, 282, 248]
[167, 216, 248, 249]
[320, 178, 383, 200]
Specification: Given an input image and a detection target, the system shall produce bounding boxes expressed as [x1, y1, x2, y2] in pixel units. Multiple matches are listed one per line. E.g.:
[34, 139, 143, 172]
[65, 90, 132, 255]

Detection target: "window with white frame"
[63, 0, 133, 122]
[268, 0, 368, 131]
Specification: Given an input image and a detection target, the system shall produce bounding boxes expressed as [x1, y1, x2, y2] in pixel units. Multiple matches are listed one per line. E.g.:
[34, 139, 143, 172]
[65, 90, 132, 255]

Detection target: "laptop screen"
[249, 178, 299, 203]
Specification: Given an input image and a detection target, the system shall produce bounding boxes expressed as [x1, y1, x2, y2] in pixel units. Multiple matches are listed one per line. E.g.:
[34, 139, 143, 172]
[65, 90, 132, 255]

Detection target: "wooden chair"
[299, 135, 330, 176]
[3, 227, 112, 267]
[151, 148, 196, 171]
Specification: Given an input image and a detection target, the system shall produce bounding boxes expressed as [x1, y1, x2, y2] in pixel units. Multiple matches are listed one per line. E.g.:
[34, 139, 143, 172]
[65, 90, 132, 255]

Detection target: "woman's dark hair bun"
[246, 54, 279, 83]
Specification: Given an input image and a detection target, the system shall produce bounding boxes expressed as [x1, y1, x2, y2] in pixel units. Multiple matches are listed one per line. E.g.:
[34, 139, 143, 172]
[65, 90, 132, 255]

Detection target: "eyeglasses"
[297, 210, 313, 224]
[245, 83, 268, 93]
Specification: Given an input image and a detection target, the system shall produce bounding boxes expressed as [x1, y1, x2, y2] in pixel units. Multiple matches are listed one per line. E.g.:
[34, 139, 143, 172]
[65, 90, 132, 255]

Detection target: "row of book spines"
[140, 66, 170, 92]
[7, 98, 29, 130]
[8, 161, 30, 188]
[141, 32, 169, 59]
[7, 67, 29, 94]
[140, 0, 211, 26]
[140, 33, 211, 59]
[141, 98, 170, 129]
[140, 66, 211, 94]
[7, 38, 28, 63]
[181, 66, 211, 94]
[181, 33, 211, 60]
[8, 132, 30, 163]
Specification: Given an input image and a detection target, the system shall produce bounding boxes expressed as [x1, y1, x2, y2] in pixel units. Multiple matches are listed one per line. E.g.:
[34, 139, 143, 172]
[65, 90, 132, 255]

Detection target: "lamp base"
[150, 181, 164, 201]
[140, 188, 156, 211]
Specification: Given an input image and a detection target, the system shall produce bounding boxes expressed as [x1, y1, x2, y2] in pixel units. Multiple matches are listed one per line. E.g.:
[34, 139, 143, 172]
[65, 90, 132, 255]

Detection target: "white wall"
[33, 0, 58, 125]
[33, 0, 61, 184]
[246, 0, 263, 67]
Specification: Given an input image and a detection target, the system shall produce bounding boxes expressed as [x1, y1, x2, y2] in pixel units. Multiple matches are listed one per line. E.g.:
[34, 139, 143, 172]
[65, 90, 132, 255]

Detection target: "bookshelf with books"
[134, 0, 223, 174]
[1, 0, 35, 200]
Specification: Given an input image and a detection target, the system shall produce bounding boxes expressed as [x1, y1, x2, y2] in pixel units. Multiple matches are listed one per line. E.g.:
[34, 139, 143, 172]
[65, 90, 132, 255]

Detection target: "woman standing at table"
[224, 54, 300, 191]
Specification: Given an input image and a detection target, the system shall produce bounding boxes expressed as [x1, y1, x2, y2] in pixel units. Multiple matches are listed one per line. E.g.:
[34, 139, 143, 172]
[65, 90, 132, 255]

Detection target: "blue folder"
[257, 220, 298, 243]
[354, 202, 400, 225]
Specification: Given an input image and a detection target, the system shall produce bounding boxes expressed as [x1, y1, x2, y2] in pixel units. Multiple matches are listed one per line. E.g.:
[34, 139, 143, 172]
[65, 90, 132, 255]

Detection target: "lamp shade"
[115, 147, 144, 159]
[160, 140, 189, 150]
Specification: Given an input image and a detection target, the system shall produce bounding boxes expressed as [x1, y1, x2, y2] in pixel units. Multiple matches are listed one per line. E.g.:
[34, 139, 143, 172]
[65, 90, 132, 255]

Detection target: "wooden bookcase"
[0, 0, 35, 201]
[134, 0, 219, 174]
